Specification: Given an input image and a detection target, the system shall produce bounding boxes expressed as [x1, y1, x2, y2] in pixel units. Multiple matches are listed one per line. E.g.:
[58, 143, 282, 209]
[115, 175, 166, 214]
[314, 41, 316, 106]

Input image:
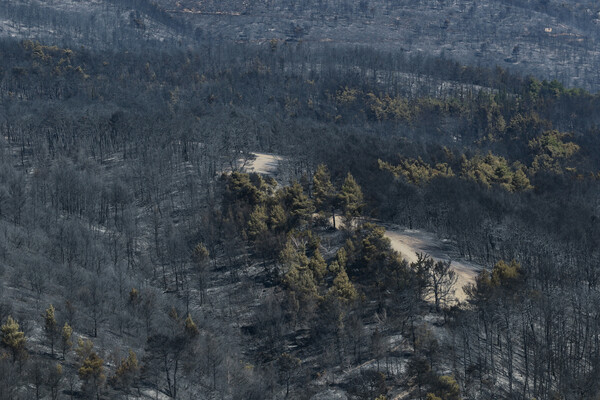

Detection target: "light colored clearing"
[332, 217, 482, 302]
[383, 225, 483, 302]
[244, 152, 284, 176]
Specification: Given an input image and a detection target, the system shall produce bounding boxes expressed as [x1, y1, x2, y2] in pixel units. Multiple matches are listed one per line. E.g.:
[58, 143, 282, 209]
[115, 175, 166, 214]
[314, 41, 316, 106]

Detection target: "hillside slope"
[170, 0, 600, 90]
[2, 0, 600, 90]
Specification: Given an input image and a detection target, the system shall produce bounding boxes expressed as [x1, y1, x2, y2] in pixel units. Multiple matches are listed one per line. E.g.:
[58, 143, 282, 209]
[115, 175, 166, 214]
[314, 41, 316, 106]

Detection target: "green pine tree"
[75, 337, 94, 362]
[1, 316, 26, 361]
[279, 239, 308, 268]
[308, 249, 327, 282]
[192, 243, 210, 266]
[247, 205, 268, 240]
[433, 375, 461, 400]
[491, 259, 522, 287]
[184, 314, 199, 337]
[110, 349, 139, 393]
[78, 351, 105, 400]
[313, 164, 337, 227]
[511, 168, 532, 191]
[61, 323, 73, 359]
[284, 263, 319, 302]
[338, 173, 364, 227]
[44, 304, 58, 356]
[282, 182, 314, 227]
[268, 203, 287, 230]
[328, 266, 358, 303]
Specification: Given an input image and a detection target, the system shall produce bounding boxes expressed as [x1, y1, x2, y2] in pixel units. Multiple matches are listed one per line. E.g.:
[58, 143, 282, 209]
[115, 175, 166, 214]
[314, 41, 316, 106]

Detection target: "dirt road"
[383, 225, 483, 302]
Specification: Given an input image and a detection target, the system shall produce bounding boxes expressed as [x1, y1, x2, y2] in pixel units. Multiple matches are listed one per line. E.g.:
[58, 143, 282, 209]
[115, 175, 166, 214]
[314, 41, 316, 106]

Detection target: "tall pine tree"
[44, 304, 58, 356]
[338, 173, 364, 228]
[313, 164, 337, 227]
[1, 316, 26, 361]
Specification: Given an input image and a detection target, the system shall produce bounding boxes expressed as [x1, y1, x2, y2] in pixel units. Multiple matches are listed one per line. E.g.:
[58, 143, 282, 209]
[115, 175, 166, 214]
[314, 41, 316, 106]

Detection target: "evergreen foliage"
[44, 304, 58, 356]
[1, 316, 26, 362]
[61, 323, 73, 359]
